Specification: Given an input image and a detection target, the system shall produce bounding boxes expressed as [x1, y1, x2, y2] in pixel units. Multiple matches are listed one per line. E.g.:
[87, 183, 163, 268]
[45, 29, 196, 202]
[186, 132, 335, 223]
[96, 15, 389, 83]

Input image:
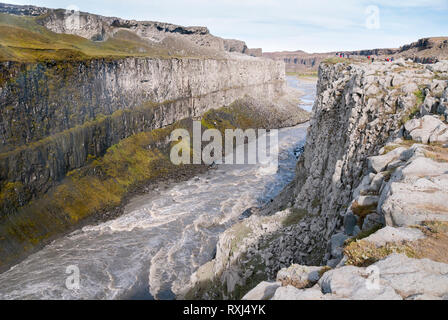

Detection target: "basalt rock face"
[187, 59, 448, 300]
[0, 57, 284, 151]
[0, 56, 287, 217]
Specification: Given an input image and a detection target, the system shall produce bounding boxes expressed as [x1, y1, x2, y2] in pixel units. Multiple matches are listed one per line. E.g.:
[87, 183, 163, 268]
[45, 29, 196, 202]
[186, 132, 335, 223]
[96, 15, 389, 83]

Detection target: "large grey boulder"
[381, 157, 448, 226]
[404, 116, 448, 144]
[420, 96, 438, 115]
[242, 281, 281, 300]
[318, 266, 402, 300]
[368, 147, 407, 173]
[362, 212, 386, 231]
[363, 226, 425, 246]
[374, 254, 448, 298]
[344, 212, 359, 236]
[426, 61, 448, 73]
[271, 285, 324, 300]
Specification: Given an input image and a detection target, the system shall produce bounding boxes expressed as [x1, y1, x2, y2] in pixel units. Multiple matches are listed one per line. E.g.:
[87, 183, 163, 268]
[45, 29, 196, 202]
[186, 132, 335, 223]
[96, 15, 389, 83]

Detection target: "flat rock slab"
[368, 147, 407, 173]
[363, 226, 425, 246]
[271, 285, 325, 300]
[373, 254, 448, 298]
[318, 265, 402, 300]
[381, 156, 448, 226]
[242, 281, 281, 300]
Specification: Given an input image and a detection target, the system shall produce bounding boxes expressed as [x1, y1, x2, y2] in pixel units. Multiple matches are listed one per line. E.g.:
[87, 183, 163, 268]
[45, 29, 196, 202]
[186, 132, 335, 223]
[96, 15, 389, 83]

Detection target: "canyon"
[0, 3, 308, 270]
[1, 2, 448, 301]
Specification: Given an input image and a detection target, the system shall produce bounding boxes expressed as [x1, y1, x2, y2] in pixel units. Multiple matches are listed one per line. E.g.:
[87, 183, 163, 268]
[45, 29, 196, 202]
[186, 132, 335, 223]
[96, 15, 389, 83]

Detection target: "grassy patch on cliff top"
[323, 57, 351, 65]
[0, 13, 186, 62]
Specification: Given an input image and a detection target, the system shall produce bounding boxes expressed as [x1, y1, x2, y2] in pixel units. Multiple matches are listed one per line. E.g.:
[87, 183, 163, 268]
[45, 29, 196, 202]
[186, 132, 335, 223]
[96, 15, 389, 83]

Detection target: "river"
[0, 76, 316, 300]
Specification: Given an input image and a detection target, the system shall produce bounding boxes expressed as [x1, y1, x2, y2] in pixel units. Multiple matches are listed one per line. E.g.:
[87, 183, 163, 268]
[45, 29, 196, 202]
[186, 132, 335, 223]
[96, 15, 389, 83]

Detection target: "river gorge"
[1, 2, 448, 302]
[0, 76, 314, 300]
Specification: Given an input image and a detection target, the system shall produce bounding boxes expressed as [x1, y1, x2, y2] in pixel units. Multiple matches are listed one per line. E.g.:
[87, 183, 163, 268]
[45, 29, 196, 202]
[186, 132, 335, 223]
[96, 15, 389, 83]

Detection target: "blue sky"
[5, 0, 448, 52]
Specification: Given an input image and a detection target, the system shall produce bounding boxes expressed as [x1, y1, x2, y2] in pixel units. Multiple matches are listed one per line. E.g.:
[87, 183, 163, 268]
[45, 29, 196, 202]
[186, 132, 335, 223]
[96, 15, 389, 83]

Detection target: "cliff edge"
[186, 58, 448, 300]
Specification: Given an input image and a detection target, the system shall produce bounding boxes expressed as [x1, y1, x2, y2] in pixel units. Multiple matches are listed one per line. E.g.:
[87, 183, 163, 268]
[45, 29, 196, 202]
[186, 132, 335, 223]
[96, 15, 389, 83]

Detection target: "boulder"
[368, 147, 407, 173]
[357, 195, 379, 207]
[276, 265, 328, 289]
[318, 266, 402, 300]
[382, 175, 448, 226]
[374, 254, 448, 298]
[404, 115, 448, 144]
[344, 212, 359, 236]
[402, 82, 419, 94]
[242, 281, 281, 300]
[362, 212, 385, 231]
[271, 285, 324, 300]
[330, 233, 349, 254]
[426, 61, 448, 73]
[420, 96, 438, 115]
[363, 226, 425, 246]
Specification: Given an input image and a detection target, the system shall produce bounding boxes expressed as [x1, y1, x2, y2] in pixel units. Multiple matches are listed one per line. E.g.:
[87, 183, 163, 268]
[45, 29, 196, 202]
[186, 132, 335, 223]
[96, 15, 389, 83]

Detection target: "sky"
[4, 0, 448, 52]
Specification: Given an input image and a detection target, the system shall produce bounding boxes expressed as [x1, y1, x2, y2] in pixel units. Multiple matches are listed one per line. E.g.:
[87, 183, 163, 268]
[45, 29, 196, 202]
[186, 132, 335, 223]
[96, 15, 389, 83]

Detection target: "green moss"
[282, 208, 308, 227]
[400, 90, 424, 125]
[233, 255, 268, 300]
[0, 181, 24, 212]
[230, 223, 252, 254]
[323, 57, 351, 65]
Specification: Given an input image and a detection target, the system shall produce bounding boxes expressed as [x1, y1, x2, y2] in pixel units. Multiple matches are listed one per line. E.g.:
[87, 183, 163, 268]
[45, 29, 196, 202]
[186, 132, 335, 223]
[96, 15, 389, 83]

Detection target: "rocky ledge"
[186, 59, 448, 300]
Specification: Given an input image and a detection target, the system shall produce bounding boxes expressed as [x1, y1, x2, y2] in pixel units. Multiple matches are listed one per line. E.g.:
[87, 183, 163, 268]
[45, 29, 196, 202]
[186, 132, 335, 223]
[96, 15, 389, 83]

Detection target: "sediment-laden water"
[0, 77, 315, 300]
[287, 76, 317, 112]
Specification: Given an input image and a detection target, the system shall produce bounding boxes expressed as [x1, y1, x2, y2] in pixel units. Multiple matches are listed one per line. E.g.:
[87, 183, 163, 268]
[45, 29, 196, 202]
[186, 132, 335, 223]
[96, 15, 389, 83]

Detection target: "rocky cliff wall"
[0, 56, 286, 216]
[0, 57, 284, 151]
[244, 61, 448, 301]
[186, 59, 448, 299]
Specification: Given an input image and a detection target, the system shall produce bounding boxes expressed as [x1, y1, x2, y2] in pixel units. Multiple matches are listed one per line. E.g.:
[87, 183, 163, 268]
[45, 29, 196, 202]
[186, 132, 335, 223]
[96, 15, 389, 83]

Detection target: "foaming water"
[0, 80, 315, 300]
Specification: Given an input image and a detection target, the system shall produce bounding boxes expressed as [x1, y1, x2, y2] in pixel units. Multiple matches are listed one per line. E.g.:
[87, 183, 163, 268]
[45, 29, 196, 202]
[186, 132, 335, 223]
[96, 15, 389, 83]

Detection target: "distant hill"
[0, 2, 261, 62]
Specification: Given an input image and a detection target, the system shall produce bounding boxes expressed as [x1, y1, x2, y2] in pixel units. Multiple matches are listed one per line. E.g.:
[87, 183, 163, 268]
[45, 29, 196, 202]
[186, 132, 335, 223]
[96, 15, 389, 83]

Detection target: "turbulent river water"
[0, 77, 316, 300]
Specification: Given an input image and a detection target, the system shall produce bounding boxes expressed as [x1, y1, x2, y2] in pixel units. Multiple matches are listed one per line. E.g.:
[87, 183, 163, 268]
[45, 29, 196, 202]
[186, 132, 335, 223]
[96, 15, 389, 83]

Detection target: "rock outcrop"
[187, 59, 448, 300]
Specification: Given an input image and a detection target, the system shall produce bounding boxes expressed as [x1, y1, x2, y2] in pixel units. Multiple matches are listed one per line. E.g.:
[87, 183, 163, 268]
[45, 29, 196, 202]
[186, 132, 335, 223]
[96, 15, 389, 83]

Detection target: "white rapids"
[0, 77, 315, 300]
